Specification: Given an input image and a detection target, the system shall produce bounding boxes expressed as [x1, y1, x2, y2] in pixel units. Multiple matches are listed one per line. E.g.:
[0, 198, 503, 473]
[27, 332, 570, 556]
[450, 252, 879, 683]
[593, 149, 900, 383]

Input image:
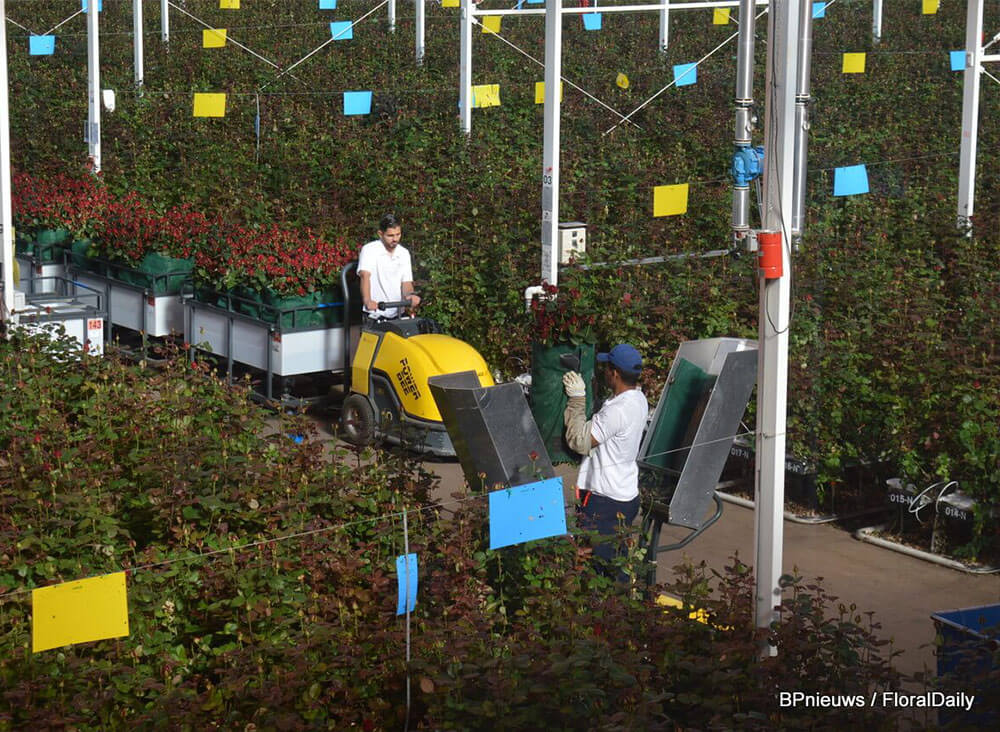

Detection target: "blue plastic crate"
[931, 603, 1000, 725]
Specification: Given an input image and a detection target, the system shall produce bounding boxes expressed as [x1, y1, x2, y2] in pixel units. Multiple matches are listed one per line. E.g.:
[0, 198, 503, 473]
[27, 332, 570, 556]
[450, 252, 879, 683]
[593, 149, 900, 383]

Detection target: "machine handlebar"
[376, 298, 417, 311]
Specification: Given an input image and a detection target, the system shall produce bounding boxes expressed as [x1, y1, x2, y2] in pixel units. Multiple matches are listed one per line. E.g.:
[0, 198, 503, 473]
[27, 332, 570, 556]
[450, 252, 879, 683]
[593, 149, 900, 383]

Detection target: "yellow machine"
[338, 280, 495, 456]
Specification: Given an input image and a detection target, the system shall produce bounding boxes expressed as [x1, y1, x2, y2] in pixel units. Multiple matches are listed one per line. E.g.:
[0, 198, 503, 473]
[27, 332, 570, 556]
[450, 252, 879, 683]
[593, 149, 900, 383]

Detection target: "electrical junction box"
[558, 222, 586, 264]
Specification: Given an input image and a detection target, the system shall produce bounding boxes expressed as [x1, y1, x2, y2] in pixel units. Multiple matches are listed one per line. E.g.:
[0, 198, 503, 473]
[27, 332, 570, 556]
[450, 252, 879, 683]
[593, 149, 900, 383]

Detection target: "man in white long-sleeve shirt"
[563, 343, 649, 574]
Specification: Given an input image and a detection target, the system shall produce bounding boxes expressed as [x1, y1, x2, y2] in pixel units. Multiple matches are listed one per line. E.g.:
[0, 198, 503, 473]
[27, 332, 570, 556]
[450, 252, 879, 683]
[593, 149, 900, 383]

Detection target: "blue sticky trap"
[583, 13, 602, 31]
[950, 50, 966, 72]
[833, 165, 870, 196]
[29, 35, 55, 56]
[286, 433, 304, 444]
[812, 2, 826, 19]
[526, 0, 545, 4]
[319, 0, 337, 8]
[330, 21, 353, 40]
[344, 90, 373, 115]
[395, 553, 418, 615]
[673, 62, 698, 87]
[82, 0, 103, 11]
[488, 477, 567, 550]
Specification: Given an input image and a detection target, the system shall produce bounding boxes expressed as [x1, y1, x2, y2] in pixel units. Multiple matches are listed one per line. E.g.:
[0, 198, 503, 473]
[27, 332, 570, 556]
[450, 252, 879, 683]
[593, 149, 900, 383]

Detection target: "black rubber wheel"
[340, 393, 377, 446]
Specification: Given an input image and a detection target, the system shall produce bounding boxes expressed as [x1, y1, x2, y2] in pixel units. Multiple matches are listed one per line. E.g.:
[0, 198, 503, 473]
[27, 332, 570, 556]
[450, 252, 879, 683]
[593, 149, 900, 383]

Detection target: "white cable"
[471, 15, 642, 129]
[603, 7, 770, 136]
[258, 0, 390, 91]
[167, 1, 289, 73]
[43, 10, 83, 38]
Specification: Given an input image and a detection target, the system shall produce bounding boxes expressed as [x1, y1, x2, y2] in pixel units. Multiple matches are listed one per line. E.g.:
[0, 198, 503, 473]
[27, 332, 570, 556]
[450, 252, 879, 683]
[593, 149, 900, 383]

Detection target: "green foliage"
[0, 333, 901, 728]
[8, 4, 1000, 548]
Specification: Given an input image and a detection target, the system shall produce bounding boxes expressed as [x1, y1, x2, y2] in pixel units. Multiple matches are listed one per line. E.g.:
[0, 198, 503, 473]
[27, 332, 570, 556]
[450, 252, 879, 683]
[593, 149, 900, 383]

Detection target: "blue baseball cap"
[597, 343, 643, 377]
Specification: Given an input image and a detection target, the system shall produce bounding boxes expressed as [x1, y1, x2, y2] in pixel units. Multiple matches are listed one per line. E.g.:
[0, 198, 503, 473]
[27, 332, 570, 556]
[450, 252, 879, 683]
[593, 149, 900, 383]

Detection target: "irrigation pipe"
[715, 490, 890, 525]
[854, 525, 1000, 575]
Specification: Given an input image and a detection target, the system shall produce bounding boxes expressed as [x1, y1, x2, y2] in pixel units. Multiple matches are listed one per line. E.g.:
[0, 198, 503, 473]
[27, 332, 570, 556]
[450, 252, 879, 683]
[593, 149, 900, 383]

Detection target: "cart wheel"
[340, 393, 377, 446]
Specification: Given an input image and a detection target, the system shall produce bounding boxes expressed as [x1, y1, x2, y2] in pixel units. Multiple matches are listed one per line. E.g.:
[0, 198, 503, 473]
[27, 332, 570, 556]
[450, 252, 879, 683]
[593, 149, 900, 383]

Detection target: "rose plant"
[193, 223, 355, 297]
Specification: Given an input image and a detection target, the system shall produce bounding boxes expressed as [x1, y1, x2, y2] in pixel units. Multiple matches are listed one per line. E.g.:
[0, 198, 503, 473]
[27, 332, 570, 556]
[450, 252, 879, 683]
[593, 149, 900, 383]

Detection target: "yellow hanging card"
[193, 93, 227, 117]
[472, 84, 501, 108]
[842, 52, 866, 74]
[202, 29, 227, 48]
[922, 0, 939, 14]
[616, 73, 630, 89]
[32, 572, 129, 653]
[220, 0, 240, 9]
[442, 0, 460, 6]
[534, 81, 564, 104]
[713, 8, 730, 25]
[482, 16, 501, 34]
[653, 183, 689, 217]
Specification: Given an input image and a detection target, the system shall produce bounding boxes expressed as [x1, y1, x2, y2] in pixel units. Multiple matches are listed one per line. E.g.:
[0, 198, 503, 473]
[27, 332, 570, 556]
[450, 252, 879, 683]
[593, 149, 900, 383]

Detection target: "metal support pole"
[161, 0, 169, 43]
[754, 0, 799, 653]
[541, 0, 563, 286]
[416, 0, 426, 65]
[731, 0, 756, 240]
[0, 0, 14, 316]
[872, 0, 882, 44]
[87, 0, 101, 173]
[389, 0, 397, 33]
[459, 0, 473, 135]
[957, 0, 984, 232]
[134, 0, 144, 87]
[659, 1, 669, 51]
[790, 0, 813, 242]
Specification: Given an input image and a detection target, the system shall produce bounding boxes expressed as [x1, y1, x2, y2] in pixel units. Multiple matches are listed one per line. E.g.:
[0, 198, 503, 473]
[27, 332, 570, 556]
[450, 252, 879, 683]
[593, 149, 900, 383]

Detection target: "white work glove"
[562, 371, 591, 456]
[562, 371, 586, 398]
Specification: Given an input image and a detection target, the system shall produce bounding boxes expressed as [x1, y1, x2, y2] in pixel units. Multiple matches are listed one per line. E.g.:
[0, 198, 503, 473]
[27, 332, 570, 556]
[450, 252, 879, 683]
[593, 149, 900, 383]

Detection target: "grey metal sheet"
[669, 348, 758, 528]
[429, 373, 555, 491]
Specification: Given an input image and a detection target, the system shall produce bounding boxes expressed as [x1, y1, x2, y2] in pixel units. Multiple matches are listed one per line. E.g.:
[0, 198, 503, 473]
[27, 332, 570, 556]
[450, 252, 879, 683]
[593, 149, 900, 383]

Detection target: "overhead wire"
[0, 426, 756, 603]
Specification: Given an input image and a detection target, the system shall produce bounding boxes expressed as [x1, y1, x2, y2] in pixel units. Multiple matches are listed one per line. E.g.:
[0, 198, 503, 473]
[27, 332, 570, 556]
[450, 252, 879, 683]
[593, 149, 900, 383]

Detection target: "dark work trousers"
[578, 492, 641, 579]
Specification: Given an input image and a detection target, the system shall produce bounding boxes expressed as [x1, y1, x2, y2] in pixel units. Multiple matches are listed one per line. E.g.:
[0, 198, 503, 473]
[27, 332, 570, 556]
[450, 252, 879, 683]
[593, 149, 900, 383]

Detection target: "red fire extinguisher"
[757, 231, 783, 279]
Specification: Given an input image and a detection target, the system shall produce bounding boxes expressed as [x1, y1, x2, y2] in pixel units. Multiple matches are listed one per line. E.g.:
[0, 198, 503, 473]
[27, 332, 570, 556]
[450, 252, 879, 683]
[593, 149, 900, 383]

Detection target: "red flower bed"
[12, 171, 355, 296]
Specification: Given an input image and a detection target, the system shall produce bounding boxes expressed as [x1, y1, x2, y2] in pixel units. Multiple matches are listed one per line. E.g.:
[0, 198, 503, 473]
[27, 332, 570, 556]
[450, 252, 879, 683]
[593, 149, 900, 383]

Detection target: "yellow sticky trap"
[842, 52, 866, 74]
[713, 8, 730, 25]
[653, 183, 689, 217]
[220, 0, 240, 8]
[32, 572, 129, 653]
[472, 84, 500, 108]
[193, 92, 227, 117]
[656, 593, 731, 629]
[442, 0, 459, 6]
[481, 16, 501, 34]
[616, 73, 629, 89]
[922, 0, 939, 14]
[534, 81, 564, 104]
[202, 29, 227, 48]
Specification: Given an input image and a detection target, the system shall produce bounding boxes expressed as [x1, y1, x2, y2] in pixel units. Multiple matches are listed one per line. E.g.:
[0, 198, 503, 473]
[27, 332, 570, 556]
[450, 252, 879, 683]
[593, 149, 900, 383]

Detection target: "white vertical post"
[754, 0, 799, 651]
[872, 0, 882, 44]
[459, 0, 473, 135]
[0, 0, 14, 315]
[416, 0, 426, 65]
[87, 0, 101, 173]
[541, 0, 562, 286]
[134, 0, 144, 86]
[389, 0, 397, 33]
[957, 0, 984, 231]
[161, 0, 169, 43]
[659, 0, 669, 51]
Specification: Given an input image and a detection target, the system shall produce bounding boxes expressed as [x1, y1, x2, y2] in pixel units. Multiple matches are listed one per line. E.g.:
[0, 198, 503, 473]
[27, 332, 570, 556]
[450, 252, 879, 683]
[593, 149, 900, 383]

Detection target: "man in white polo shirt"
[563, 343, 649, 575]
[358, 213, 421, 320]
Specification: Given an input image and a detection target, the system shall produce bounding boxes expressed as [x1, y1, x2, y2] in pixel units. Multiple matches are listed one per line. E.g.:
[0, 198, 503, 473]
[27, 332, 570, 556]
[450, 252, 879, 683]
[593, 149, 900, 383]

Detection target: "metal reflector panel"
[429, 372, 555, 491]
